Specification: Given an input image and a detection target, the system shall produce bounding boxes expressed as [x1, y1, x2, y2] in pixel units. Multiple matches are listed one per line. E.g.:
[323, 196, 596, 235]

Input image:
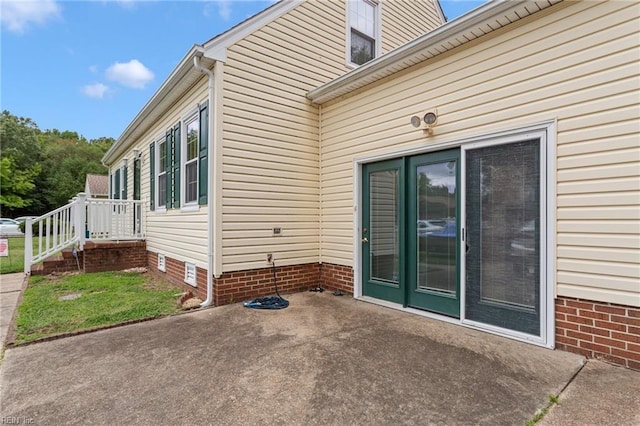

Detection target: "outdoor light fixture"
[410, 108, 438, 134]
[423, 111, 437, 126]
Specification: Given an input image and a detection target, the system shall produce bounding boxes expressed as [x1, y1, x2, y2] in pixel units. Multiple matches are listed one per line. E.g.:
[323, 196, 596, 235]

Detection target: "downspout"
[193, 55, 215, 307]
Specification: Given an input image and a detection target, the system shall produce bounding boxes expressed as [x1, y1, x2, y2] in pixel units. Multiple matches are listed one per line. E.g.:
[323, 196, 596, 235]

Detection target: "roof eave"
[103, 45, 209, 165]
[307, 0, 562, 105]
[202, 0, 303, 61]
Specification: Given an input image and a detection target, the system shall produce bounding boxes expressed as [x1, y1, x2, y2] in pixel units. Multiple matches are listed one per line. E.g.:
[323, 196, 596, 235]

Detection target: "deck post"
[24, 218, 33, 275]
[76, 193, 88, 250]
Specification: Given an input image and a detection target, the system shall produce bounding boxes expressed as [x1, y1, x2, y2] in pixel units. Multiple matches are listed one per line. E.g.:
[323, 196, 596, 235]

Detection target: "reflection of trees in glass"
[417, 172, 456, 220]
[351, 31, 374, 65]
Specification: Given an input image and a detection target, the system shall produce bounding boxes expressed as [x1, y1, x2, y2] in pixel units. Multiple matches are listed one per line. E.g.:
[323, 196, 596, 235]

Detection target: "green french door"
[362, 137, 545, 338]
[362, 151, 460, 317]
[362, 159, 405, 304]
[407, 150, 460, 317]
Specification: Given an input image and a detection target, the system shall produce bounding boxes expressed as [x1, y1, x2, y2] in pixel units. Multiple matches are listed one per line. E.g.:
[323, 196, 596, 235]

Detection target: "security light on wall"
[410, 108, 438, 133]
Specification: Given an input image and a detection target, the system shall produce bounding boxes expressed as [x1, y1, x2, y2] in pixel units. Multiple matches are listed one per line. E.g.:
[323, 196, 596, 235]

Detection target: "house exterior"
[84, 174, 109, 199]
[102, 0, 640, 369]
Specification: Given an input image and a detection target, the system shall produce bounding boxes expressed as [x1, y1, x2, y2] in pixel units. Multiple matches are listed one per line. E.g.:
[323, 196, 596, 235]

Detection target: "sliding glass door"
[464, 140, 541, 335]
[360, 134, 546, 340]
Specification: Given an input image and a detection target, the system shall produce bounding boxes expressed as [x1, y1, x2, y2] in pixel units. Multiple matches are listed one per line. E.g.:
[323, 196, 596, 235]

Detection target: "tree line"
[0, 110, 113, 218]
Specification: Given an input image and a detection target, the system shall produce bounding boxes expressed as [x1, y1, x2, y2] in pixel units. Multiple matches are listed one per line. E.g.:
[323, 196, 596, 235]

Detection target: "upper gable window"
[348, 0, 379, 66]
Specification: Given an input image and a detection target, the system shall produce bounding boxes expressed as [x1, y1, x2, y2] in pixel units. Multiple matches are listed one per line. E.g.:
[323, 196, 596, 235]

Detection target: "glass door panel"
[465, 140, 541, 336]
[362, 159, 404, 304]
[407, 150, 460, 317]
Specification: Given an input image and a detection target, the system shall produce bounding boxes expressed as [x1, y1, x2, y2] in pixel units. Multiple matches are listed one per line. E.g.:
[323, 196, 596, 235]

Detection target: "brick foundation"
[32, 250, 85, 275]
[319, 263, 354, 294]
[33, 240, 146, 275]
[83, 241, 147, 273]
[146, 252, 355, 305]
[147, 251, 208, 300]
[556, 297, 640, 371]
[214, 263, 320, 305]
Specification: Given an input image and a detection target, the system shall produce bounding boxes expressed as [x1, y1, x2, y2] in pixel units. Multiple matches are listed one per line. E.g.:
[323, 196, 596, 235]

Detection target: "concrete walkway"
[0, 272, 25, 352]
[1, 287, 638, 425]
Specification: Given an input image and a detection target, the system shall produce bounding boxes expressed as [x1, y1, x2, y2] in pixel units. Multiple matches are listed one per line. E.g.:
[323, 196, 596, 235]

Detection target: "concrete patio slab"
[0, 292, 584, 425]
[540, 359, 640, 426]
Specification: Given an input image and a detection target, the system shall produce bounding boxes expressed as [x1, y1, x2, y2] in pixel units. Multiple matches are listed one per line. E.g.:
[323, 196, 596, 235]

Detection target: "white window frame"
[181, 107, 199, 209]
[184, 262, 197, 287]
[346, 0, 381, 68]
[155, 132, 167, 212]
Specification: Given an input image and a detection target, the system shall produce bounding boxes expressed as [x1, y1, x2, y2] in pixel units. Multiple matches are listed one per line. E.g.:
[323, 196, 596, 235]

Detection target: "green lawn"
[15, 271, 182, 343]
[0, 236, 25, 274]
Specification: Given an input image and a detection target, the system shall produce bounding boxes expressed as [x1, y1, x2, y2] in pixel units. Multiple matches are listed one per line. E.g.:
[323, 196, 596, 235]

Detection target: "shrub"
[19, 219, 63, 236]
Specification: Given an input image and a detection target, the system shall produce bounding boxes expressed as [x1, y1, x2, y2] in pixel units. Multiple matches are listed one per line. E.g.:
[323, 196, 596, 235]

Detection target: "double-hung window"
[183, 114, 199, 206]
[348, 0, 379, 66]
[157, 138, 167, 209]
[149, 101, 208, 212]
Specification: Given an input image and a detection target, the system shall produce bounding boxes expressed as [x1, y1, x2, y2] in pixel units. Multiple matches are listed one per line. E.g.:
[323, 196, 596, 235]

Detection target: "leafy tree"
[0, 110, 112, 217]
[36, 132, 110, 210]
[0, 110, 42, 215]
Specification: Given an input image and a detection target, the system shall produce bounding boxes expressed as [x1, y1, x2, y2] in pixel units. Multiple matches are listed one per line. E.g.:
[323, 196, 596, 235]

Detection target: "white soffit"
[307, 0, 563, 105]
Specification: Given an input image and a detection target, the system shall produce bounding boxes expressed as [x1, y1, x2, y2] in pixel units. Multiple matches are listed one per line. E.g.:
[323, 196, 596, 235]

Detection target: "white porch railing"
[24, 193, 144, 274]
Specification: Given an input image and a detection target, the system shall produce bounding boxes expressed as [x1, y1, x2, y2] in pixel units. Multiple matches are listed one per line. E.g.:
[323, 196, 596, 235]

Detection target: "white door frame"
[352, 120, 557, 348]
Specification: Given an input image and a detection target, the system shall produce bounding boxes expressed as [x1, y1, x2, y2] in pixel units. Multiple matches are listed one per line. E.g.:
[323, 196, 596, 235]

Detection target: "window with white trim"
[182, 114, 199, 205]
[157, 138, 167, 209]
[348, 0, 379, 66]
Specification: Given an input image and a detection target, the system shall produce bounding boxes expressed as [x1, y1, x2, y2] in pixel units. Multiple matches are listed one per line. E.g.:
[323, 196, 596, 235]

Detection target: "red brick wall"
[83, 241, 146, 273]
[146, 254, 356, 304]
[147, 251, 208, 300]
[33, 250, 85, 275]
[214, 263, 320, 306]
[319, 263, 354, 294]
[556, 297, 640, 371]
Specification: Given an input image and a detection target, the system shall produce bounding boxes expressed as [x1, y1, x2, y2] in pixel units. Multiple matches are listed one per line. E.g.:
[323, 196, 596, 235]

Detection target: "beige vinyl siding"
[221, 0, 347, 272]
[318, 1, 640, 305]
[381, 0, 443, 53]
[219, 0, 446, 272]
[114, 78, 210, 269]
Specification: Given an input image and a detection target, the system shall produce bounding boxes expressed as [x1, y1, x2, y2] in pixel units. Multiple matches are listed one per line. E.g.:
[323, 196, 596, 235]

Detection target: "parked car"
[0, 218, 23, 235]
[420, 220, 456, 254]
[510, 220, 536, 256]
[417, 219, 446, 236]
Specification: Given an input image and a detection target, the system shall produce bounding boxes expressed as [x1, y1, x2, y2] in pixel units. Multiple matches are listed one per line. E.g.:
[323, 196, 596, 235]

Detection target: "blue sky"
[1, 0, 485, 140]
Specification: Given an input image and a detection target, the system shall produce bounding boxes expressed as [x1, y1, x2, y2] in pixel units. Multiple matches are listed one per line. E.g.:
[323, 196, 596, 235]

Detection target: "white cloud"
[83, 83, 109, 99]
[88, 65, 98, 74]
[105, 59, 154, 89]
[217, 0, 232, 21]
[1, 0, 61, 33]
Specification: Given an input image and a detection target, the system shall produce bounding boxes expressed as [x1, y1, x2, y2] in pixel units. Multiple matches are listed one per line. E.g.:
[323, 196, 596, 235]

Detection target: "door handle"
[362, 237, 369, 243]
